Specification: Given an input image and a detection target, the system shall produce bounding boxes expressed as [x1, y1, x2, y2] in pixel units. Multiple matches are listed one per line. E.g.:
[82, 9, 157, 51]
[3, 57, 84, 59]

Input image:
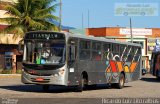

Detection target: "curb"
[0, 74, 21, 78]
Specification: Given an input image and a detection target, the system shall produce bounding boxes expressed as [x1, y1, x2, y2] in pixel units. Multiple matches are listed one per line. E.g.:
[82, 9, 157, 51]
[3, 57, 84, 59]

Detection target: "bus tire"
[77, 75, 85, 92]
[156, 70, 160, 80]
[42, 85, 50, 92]
[116, 73, 125, 89]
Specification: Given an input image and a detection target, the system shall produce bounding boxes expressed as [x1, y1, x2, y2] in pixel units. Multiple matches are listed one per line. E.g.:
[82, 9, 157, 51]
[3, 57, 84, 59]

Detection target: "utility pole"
[88, 10, 90, 28]
[59, 0, 62, 31]
[82, 13, 84, 29]
[130, 17, 133, 43]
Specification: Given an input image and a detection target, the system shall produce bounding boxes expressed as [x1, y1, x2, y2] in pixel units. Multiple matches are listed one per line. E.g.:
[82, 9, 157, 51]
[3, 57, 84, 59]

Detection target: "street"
[0, 74, 159, 104]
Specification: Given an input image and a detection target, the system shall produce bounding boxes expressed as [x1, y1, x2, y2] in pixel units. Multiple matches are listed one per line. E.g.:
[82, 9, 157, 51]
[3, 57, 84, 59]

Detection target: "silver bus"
[19, 31, 142, 92]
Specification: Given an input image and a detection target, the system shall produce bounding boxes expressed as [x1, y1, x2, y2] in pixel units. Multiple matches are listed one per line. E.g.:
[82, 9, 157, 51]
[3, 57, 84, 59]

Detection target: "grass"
[0, 69, 22, 74]
[16, 69, 22, 74]
[1, 70, 12, 74]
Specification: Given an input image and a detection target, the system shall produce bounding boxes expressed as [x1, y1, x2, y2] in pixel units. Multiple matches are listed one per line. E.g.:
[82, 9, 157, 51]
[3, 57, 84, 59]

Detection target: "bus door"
[68, 38, 78, 85]
[68, 45, 77, 68]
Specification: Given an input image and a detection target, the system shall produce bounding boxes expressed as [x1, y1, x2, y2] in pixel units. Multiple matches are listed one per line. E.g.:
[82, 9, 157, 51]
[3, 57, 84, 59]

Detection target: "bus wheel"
[77, 75, 85, 92]
[116, 73, 125, 89]
[156, 70, 160, 80]
[42, 85, 50, 92]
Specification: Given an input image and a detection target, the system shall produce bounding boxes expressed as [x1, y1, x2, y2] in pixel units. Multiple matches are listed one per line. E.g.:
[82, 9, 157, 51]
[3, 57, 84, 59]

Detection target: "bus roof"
[64, 32, 141, 47]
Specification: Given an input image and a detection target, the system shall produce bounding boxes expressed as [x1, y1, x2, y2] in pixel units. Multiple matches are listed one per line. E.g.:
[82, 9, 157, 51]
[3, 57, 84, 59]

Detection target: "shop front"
[0, 44, 23, 73]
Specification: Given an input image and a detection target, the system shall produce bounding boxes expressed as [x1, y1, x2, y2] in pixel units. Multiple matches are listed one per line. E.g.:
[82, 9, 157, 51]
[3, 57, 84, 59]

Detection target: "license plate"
[35, 78, 44, 81]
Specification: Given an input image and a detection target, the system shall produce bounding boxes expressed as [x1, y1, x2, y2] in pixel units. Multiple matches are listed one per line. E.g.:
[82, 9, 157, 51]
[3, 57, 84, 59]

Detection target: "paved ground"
[0, 74, 159, 104]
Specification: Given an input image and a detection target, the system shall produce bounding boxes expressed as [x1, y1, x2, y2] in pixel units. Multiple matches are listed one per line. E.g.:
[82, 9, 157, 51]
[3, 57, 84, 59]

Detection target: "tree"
[0, 0, 59, 38]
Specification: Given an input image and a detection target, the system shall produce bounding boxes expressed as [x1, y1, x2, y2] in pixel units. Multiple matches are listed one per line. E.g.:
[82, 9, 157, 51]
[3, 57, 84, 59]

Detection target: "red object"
[0, 25, 8, 31]
[35, 78, 44, 81]
[110, 60, 117, 72]
[28, 70, 37, 74]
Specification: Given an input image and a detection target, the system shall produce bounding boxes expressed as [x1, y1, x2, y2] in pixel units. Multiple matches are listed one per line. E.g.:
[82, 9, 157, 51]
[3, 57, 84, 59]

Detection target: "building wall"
[86, 27, 160, 37]
[86, 27, 106, 36]
[0, 54, 5, 69]
[151, 28, 160, 37]
[0, 0, 23, 72]
[0, 1, 13, 25]
[0, 44, 22, 71]
[106, 27, 121, 36]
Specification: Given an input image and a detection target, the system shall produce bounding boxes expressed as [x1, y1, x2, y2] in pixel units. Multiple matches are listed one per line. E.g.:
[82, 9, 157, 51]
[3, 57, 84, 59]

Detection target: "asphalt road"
[0, 74, 159, 104]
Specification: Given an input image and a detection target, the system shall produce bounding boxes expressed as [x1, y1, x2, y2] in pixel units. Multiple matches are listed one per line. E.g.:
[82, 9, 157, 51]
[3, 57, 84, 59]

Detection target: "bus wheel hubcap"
[120, 77, 124, 86]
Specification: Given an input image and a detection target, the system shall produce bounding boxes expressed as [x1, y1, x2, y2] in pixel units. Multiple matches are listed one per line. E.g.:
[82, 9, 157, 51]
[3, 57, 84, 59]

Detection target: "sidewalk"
[0, 74, 21, 78]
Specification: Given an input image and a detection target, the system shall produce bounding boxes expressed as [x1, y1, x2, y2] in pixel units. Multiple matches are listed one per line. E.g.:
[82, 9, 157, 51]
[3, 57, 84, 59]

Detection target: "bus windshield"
[24, 40, 65, 65]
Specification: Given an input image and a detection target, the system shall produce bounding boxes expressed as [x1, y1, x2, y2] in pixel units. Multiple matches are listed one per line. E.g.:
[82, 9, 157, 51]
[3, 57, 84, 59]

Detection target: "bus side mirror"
[18, 39, 24, 54]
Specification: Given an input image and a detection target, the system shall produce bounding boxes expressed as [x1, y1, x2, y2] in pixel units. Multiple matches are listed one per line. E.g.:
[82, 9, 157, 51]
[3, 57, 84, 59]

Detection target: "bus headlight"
[54, 74, 59, 77]
[58, 69, 65, 75]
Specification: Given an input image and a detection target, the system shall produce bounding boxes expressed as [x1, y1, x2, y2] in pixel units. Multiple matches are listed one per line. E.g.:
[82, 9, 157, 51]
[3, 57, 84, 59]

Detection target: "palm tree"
[0, 0, 59, 38]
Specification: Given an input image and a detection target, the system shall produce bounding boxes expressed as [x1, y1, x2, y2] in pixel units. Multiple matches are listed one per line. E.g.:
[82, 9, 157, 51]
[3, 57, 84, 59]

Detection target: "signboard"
[120, 28, 152, 36]
[148, 39, 160, 54]
[153, 39, 160, 52]
[25, 32, 65, 40]
[148, 39, 156, 54]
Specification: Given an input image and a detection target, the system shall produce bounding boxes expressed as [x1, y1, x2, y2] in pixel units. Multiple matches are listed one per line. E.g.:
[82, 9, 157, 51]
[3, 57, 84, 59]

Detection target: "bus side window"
[92, 42, 102, 60]
[79, 40, 91, 60]
[69, 45, 77, 61]
[120, 45, 126, 61]
[112, 44, 120, 61]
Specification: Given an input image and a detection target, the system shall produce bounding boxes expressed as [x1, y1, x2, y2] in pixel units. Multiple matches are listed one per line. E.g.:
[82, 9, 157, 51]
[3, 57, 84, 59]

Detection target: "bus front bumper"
[21, 70, 67, 85]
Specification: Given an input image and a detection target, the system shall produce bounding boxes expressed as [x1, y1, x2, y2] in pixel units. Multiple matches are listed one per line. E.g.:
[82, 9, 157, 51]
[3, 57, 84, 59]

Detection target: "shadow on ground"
[141, 76, 160, 83]
[0, 84, 131, 93]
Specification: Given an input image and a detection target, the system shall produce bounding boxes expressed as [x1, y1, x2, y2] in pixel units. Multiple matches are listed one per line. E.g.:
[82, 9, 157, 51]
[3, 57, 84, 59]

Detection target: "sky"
[54, 0, 160, 29]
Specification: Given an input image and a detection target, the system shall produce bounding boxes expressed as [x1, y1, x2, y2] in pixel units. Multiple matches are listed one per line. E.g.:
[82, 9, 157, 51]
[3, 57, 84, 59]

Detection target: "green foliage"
[0, 0, 59, 38]
[1, 70, 12, 74]
[16, 69, 22, 74]
[0, 69, 22, 74]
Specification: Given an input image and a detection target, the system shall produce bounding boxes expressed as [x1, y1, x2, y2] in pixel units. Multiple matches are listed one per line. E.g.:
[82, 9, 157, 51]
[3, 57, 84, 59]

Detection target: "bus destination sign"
[25, 32, 65, 40]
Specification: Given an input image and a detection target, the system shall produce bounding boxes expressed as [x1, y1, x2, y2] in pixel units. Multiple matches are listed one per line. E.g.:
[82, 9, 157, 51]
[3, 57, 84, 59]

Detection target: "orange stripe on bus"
[130, 62, 137, 72]
[117, 62, 123, 72]
[106, 67, 111, 73]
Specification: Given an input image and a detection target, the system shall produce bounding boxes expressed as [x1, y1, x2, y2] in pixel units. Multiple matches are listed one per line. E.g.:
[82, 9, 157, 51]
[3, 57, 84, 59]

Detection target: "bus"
[19, 31, 142, 92]
[150, 40, 160, 80]
[150, 52, 160, 79]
